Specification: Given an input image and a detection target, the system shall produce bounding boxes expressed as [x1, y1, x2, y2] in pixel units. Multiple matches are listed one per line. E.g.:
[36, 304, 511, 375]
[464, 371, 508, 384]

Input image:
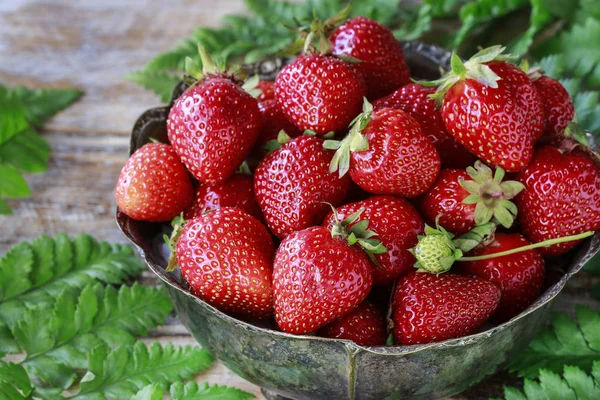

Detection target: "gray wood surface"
[0, 1, 598, 399]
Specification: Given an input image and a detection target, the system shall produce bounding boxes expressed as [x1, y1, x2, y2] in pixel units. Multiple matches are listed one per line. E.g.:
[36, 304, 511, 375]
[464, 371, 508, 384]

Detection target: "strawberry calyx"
[327, 204, 387, 268]
[264, 130, 293, 154]
[164, 214, 186, 272]
[184, 44, 246, 88]
[416, 45, 514, 106]
[325, 98, 372, 177]
[459, 160, 525, 229]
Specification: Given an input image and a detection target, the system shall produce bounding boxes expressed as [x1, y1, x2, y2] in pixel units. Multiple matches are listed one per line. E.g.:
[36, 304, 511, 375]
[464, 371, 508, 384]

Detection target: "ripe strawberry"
[425, 46, 543, 172]
[515, 143, 600, 255]
[115, 142, 194, 222]
[330, 16, 410, 100]
[328, 101, 440, 197]
[167, 48, 261, 185]
[256, 80, 276, 102]
[185, 172, 262, 221]
[419, 161, 524, 235]
[275, 53, 365, 135]
[273, 222, 375, 334]
[323, 196, 424, 285]
[459, 233, 545, 322]
[392, 272, 500, 345]
[318, 301, 386, 346]
[175, 207, 274, 320]
[372, 83, 476, 168]
[254, 135, 350, 239]
[531, 74, 575, 137]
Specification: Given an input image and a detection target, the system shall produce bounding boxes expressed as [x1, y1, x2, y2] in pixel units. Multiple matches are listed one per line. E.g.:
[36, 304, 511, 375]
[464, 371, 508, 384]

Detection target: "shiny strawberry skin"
[350, 108, 441, 197]
[323, 196, 424, 285]
[318, 301, 386, 346]
[167, 76, 262, 185]
[255, 99, 303, 156]
[273, 226, 373, 334]
[256, 80, 276, 102]
[330, 16, 410, 100]
[459, 233, 545, 323]
[275, 54, 365, 135]
[254, 136, 351, 239]
[533, 76, 575, 137]
[515, 145, 600, 255]
[115, 143, 194, 222]
[419, 169, 476, 235]
[185, 173, 262, 221]
[393, 272, 500, 345]
[442, 61, 543, 172]
[373, 83, 476, 168]
[177, 207, 274, 320]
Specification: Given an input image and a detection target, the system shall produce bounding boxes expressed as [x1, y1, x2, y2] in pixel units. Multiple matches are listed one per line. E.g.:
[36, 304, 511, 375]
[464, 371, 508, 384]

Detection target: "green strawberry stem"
[165, 215, 186, 272]
[457, 231, 594, 261]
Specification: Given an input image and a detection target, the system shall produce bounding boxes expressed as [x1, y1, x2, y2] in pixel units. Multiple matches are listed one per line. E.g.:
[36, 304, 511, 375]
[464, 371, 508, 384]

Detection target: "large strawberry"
[372, 83, 476, 168]
[419, 161, 525, 235]
[423, 46, 543, 172]
[167, 47, 261, 185]
[318, 301, 387, 346]
[323, 196, 424, 285]
[273, 208, 382, 334]
[327, 100, 440, 197]
[185, 172, 262, 221]
[330, 16, 410, 100]
[515, 139, 600, 255]
[115, 142, 194, 222]
[172, 207, 274, 320]
[392, 272, 500, 345]
[254, 135, 350, 239]
[459, 233, 545, 322]
[529, 71, 575, 137]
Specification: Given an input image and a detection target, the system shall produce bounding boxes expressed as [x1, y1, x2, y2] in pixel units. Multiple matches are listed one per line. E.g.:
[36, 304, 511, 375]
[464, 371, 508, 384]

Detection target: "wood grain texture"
[0, 1, 598, 399]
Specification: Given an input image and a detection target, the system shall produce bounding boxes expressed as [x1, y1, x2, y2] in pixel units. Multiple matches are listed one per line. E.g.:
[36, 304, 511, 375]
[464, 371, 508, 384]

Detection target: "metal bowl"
[117, 41, 600, 400]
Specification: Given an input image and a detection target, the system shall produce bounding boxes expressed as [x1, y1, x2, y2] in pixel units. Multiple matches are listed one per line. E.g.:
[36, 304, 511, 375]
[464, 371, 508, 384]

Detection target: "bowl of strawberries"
[116, 13, 600, 400]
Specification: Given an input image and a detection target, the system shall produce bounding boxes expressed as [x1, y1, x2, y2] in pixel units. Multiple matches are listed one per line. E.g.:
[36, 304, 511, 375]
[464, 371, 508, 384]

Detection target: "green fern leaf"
[6, 86, 83, 127]
[170, 381, 255, 400]
[0, 362, 32, 398]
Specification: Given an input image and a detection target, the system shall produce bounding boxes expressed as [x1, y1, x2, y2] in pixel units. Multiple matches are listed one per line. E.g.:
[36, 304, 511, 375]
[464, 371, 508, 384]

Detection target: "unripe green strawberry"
[413, 234, 456, 275]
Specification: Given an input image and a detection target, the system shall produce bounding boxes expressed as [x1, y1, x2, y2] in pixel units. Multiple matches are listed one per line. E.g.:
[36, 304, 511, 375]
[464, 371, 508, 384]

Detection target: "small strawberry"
[323, 196, 424, 285]
[254, 135, 350, 239]
[515, 138, 600, 255]
[318, 301, 387, 346]
[115, 142, 194, 222]
[459, 233, 545, 322]
[419, 161, 525, 235]
[423, 46, 543, 172]
[327, 100, 440, 197]
[167, 46, 262, 185]
[172, 207, 274, 320]
[392, 272, 500, 345]
[330, 16, 410, 100]
[273, 208, 383, 334]
[256, 80, 276, 102]
[255, 101, 303, 157]
[530, 70, 575, 137]
[185, 172, 262, 221]
[372, 83, 476, 168]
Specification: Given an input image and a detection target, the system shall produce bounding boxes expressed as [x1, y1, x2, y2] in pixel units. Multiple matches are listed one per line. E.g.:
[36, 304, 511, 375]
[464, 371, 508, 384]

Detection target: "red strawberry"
[515, 143, 600, 255]
[255, 99, 303, 157]
[273, 225, 374, 334]
[419, 161, 525, 235]
[115, 142, 194, 222]
[254, 135, 350, 239]
[372, 83, 476, 168]
[175, 207, 274, 320]
[531, 74, 575, 137]
[328, 102, 440, 197]
[185, 172, 262, 221]
[256, 80, 276, 102]
[330, 16, 410, 100]
[275, 53, 365, 135]
[392, 272, 500, 345]
[459, 233, 545, 322]
[426, 46, 543, 172]
[318, 301, 386, 346]
[167, 49, 261, 185]
[323, 196, 424, 285]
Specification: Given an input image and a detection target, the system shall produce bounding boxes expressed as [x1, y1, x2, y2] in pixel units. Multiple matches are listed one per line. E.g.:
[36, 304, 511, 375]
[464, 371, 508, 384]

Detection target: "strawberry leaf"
[508, 306, 600, 378]
[170, 381, 255, 400]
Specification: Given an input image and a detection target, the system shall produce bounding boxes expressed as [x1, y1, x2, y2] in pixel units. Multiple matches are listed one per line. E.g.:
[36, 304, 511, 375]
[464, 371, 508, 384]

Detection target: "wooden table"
[1, 1, 598, 399]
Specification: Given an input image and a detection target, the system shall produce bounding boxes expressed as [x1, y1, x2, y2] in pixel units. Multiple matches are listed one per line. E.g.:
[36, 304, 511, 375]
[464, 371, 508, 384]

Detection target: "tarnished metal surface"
[116, 41, 600, 400]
